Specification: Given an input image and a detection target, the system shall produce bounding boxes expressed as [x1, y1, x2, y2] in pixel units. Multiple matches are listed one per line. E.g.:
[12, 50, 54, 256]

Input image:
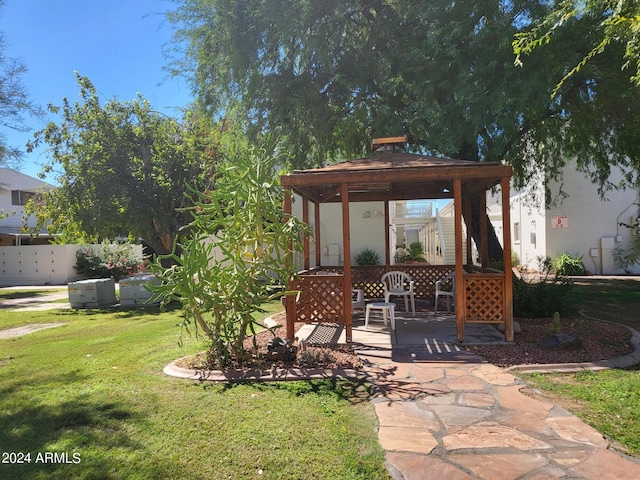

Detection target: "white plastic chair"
[381, 271, 415, 315]
[352, 289, 365, 312]
[434, 271, 455, 315]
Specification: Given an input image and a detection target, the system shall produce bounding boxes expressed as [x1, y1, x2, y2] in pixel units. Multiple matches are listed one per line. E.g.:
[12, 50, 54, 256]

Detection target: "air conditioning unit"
[68, 278, 117, 308]
[119, 274, 160, 306]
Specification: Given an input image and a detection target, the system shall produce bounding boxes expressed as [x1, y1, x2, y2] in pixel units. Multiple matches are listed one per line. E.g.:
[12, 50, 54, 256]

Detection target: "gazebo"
[280, 138, 514, 344]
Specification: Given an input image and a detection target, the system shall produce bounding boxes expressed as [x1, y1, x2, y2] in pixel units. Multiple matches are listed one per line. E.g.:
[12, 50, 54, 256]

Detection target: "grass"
[0, 303, 388, 479]
[521, 368, 640, 456]
[572, 277, 640, 330]
[518, 276, 640, 459]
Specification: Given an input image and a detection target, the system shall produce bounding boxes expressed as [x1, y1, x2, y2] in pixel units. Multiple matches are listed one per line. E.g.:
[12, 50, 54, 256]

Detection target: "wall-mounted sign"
[551, 215, 568, 229]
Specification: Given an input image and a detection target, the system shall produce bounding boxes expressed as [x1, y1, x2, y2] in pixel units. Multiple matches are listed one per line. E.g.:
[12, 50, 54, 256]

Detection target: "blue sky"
[0, 0, 192, 180]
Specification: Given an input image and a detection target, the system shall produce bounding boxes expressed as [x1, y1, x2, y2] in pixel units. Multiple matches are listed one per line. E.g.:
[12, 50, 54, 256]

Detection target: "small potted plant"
[407, 241, 427, 262]
[395, 241, 426, 263]
[355, 248, 380, 266]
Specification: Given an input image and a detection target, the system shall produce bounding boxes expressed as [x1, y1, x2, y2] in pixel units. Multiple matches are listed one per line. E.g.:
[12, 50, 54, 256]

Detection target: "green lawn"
[0, 304, 388, 479]
[521, 367, 640, 457]
[573, 277, 640, 330]
[520, 277, 640, 458]
[0, 288, 66, 301]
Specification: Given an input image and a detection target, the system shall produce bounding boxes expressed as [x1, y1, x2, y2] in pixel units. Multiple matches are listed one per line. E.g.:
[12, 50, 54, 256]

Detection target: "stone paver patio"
[352, 311, 640, 480]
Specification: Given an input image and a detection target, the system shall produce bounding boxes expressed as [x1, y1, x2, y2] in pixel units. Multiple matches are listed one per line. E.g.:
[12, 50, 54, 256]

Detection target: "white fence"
[0, 245, 84, 286]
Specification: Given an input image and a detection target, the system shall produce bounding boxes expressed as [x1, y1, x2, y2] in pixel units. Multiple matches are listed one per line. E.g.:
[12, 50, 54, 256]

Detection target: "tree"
[514, 1, 640, 94]
[167, 0, 640, 189]
[26, 73, 223, 255]
[149, 146, 309, 368]
[166, 0, 640, 260]
[0, 29, 41, 167]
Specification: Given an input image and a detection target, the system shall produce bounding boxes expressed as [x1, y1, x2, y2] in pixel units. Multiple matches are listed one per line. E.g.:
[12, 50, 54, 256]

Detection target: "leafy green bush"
[511, 251, 520, 268]
[553, 252, 585, 276]
[75, 241, 147, 280]
[354, 248, 380, 265]
[395, 241, 426, 262]
[408, 241, 427, 261]
[513, 256, 579, 318]
[614, 216, 640, 272]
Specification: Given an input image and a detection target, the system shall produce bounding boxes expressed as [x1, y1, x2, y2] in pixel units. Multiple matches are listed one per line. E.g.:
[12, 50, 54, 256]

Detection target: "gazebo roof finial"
[371, 135, 408, 153]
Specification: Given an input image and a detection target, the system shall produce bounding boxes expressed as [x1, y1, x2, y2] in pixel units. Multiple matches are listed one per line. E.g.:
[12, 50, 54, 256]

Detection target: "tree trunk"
[469, 196, 504, 263]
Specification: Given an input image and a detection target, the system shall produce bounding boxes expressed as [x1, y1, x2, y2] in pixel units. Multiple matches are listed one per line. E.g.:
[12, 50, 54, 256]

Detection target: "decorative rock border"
[505, 314, 640, 374]
[163, 356, 363, 383]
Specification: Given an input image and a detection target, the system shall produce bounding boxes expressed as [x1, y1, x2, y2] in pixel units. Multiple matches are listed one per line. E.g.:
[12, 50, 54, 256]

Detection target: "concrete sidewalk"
[353, 313, 640, 480]
[0, 286, 69, 311]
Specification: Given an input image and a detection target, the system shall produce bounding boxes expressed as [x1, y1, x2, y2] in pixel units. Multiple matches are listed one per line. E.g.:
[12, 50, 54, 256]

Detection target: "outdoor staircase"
[437, 216, 467, 264]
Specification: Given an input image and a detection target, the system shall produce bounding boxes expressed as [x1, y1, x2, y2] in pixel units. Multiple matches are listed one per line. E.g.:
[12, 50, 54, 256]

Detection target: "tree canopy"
[514, 1, 640, 94]
[0, 28, 41, 168]
[26, 73, 225, 255]
[167, 0, 640, 201]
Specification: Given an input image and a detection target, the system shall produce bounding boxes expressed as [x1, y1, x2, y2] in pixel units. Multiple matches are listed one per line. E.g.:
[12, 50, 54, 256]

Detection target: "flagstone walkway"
[353, 314, 640, 480]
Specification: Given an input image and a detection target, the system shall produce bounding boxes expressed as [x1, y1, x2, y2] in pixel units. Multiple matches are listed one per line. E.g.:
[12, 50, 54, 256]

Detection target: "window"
[11, 190, 40, 206]
[513, 222, 521, 243]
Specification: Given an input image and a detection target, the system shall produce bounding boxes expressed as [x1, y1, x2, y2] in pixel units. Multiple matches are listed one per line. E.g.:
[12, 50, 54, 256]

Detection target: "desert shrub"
[75, 241, 146, 280]
[148, 147, 309, 369]
[553, 252, 585, 276]
[298, 348, 334, 366]
[355, 248, 380, 265]
[513, 256, 579, 318]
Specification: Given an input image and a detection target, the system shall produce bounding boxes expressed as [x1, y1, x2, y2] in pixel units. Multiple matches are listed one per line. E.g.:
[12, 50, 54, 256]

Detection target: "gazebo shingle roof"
[282, 152, 512, 203]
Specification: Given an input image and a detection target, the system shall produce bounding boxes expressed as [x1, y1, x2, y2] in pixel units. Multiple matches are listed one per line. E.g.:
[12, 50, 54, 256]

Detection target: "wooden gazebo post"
[302, 194, 310, 270]
[384, 200, 391, 269]
[341, 183, 353, 342]
[453, 178, 465, 342]
[479, 192, 489, 268]
[501, 176, 514, 342]
[283, 189, 296, 341]
[314, 202, 321, 267]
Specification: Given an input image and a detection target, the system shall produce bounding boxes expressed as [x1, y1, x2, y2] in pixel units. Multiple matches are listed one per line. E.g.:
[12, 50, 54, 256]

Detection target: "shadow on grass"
[69, 302, 182, 319]
[573, 278, 640, 330]
[196, 377, 373, 404]
[0, 395, 154, 479]
[0, 290, 61, 301]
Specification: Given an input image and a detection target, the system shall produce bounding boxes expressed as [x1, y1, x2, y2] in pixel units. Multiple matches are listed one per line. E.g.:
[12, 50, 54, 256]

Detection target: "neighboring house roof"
[0, 167, 53, 191]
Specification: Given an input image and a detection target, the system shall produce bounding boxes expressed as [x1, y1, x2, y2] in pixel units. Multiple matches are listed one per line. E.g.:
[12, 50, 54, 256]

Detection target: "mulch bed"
[178, 312, 363, 371]
[467, 316, 635, 368]
[179, 312, 636, 372]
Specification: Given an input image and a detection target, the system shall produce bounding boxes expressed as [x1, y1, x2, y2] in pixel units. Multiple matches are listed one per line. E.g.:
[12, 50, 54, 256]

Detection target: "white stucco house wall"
[0, 167, 55, 246]
[290, 197, 389, 267]
[488, 162, 640, 275]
